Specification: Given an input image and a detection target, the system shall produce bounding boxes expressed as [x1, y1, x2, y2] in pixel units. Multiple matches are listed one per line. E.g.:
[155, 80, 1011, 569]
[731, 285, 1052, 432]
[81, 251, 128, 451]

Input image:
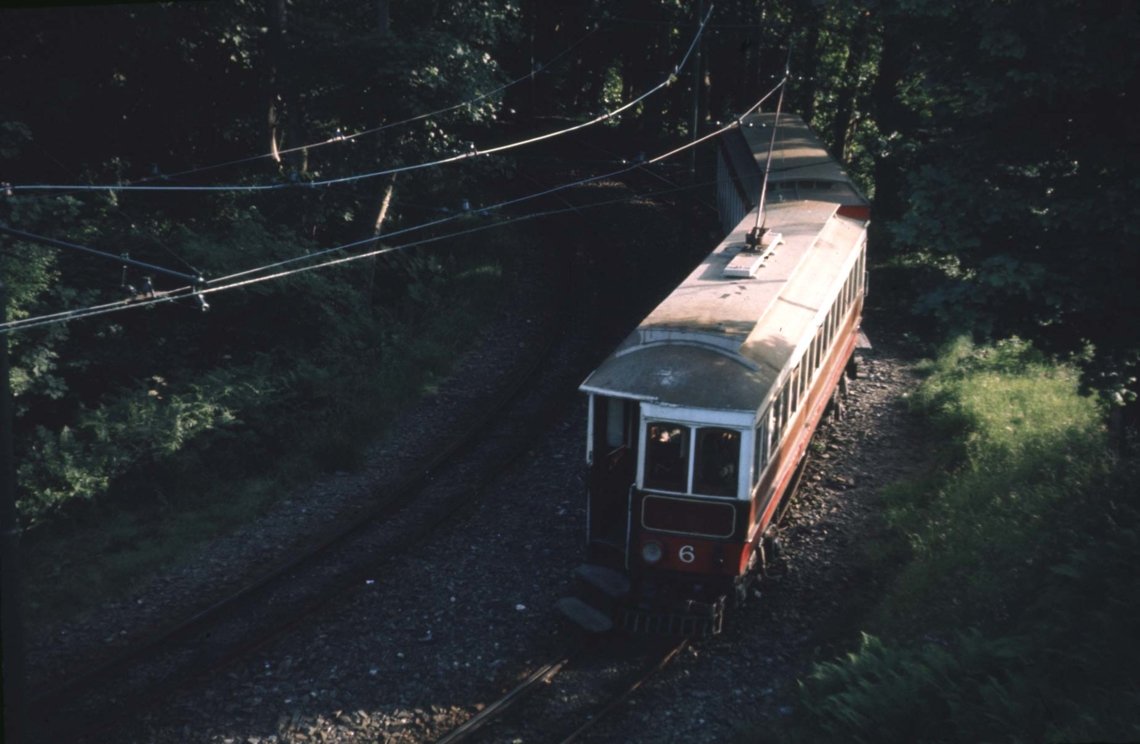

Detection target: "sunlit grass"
[748, 338, 1140, 743]
[880, 337, 1106, 632]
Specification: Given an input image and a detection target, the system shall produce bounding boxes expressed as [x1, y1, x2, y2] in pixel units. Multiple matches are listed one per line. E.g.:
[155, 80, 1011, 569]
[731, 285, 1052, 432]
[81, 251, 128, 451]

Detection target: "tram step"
[556, 597, 613, 634]
[574, 563, 631, 599]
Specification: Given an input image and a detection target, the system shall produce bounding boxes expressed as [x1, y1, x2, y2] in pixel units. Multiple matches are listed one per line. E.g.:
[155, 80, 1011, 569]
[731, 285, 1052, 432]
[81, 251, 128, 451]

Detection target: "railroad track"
[26, 159, 718, 742]
[27, 244, 578, 743]
[436, 638, 689, 744]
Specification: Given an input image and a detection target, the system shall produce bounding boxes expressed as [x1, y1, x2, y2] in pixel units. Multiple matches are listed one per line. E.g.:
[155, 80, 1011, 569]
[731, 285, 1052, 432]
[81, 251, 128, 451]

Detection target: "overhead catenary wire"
[29, 141, 205, 278]
[209, 76, 785, 287]
[1, 75, 786, 337]
[6, 7, 713, 196]
[0, 224, 201, 284]
[42, 28, 603, 192]
[3, 175, 720, 335]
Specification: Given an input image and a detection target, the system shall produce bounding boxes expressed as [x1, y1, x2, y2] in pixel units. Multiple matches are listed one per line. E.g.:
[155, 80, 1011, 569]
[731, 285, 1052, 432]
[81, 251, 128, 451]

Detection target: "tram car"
[558, 112, 870, 635]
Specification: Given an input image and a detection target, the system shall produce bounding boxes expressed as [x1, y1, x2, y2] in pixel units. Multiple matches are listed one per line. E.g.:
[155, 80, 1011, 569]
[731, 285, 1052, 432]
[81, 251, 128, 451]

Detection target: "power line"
[29, 141, 204, 277]
[0, 224, 201, 284]
[6, 8, 713, 196]
[1, 75, 785, 337]
[53, 27, 603, 191]
[3, 176, 719, 335]
[211, 75, 783, 287]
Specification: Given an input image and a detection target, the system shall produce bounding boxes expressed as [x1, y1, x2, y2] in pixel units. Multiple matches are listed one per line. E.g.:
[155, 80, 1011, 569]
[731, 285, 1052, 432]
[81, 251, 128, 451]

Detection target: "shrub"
[751, 339, 1140, 743]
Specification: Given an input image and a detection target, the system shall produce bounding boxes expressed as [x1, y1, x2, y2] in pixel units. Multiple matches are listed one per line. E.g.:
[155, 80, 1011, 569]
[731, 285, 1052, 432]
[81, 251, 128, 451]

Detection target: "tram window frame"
[771, 386, 788, 446]
[789, 364, 800, 415]
[643, 422, 690, 493]
[693, 427, 741, 498]
[753, 414, 771, 487]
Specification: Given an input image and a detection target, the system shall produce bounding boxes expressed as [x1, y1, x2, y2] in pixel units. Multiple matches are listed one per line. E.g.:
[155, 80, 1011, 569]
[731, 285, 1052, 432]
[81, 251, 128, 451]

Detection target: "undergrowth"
[20, 247, 510, 629]
[751, 337, 1140, 743]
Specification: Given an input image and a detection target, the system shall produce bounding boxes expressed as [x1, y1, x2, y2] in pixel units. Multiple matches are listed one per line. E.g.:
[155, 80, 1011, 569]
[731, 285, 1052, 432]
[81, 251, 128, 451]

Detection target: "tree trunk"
[794, 0, 822, 123]
[869, 16, 912, 227]
[831, 9, 873, 160]
[267, 0, 286, 164]
[368, 174, 398, 303]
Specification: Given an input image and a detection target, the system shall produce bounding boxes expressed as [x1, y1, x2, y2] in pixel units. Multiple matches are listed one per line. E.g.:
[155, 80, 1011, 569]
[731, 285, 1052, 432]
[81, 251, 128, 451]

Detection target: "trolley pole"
[1, 280, 28, 743]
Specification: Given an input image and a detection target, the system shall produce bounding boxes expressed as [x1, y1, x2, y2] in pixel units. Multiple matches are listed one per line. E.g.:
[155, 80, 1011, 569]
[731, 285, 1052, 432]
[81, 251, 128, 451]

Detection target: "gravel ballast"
[25, 187, 928, 743]
[100, 334, 924, 743]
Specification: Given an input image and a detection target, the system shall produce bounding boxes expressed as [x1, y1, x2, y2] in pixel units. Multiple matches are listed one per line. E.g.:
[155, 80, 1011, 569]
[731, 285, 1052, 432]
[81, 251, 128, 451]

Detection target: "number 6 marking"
[679, 545, 696, 563]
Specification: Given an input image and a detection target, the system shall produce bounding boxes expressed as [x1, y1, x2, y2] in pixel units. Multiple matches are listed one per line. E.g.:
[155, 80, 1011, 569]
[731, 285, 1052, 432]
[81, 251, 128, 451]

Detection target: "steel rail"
[435, 656, 572, 744]
[26, 239, 575, 743]
[557, 640, 689, 744]
[433, 639, 688, 744]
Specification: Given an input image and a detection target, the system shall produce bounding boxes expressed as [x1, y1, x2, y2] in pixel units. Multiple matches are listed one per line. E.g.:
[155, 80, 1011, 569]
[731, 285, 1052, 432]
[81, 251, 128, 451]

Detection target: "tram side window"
[644, 422, 689, 492]
[753, 416, 770, 486]
[770, 388, 785, 447]
[694, 427, 741, 497]
[790, 364, 801, 414]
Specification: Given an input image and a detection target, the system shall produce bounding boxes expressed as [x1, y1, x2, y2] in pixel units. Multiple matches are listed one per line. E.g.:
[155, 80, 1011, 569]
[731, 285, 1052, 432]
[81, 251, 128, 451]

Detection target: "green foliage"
[792, 631, 1038, 744]
[883, 337, 1105, 631]
[871, 0, 1140, 402]
[754, 341, 1140, 743]
[20, 244, 512, 624]
[17, 374, 244, 521]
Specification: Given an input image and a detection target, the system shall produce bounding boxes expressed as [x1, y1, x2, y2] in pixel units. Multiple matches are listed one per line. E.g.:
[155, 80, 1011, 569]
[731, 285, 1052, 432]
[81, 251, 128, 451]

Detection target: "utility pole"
[1, 280, 28, 743]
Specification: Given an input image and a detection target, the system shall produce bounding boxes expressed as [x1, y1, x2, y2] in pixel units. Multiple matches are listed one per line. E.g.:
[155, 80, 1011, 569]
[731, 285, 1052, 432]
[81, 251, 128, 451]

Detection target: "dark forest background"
[2, 1, 1139, 740]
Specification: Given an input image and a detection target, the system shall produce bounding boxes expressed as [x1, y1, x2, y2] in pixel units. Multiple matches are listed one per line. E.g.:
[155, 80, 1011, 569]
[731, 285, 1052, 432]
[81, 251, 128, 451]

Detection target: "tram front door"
[587, 396, 639, 569]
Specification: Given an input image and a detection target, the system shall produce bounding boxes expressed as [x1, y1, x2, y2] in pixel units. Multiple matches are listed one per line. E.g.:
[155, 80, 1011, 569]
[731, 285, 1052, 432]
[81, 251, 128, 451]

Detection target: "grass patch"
[877, 337, 1107, 634]
[749, 337, 1140, 743]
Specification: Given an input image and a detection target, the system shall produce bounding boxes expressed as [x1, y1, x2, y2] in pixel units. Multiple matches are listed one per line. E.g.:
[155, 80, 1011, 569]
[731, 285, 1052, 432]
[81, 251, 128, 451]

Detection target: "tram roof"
[725, 112, 868, 207]
[580, 200, 867, 413]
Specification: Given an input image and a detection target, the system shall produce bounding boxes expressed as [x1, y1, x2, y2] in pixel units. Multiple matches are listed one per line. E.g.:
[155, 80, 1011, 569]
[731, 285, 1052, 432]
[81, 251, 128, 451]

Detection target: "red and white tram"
[559, 113, 869, 635]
